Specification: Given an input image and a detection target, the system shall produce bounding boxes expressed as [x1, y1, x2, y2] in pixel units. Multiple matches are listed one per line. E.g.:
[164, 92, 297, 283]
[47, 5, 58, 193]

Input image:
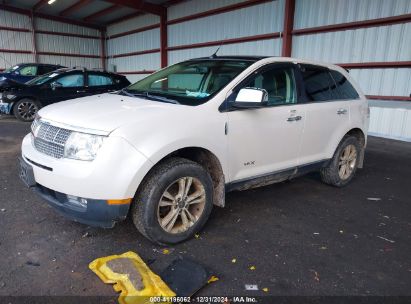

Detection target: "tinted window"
[55, 73, 84, 87]
[19, 65, 38, 76]
[88, 74, 113, 86]
[239, 66, 297, 105]
[329, 70, 359, 99]
[301, 65, 339, 102]
[38, 65, 58, 75]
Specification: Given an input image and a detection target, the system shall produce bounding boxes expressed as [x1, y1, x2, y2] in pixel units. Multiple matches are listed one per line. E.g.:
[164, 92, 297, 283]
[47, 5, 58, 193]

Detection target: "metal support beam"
[30, 12, 39, 63]
[60, 0, 93, 17]
[281, 0, 295, 57]
[160, 13, 168, 68]
[100, 29, 106, 70]
[103, 0, 166, 16]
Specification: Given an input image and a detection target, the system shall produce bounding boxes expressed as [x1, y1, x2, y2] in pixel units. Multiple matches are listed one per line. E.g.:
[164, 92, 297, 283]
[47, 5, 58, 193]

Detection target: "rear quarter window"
[300, 65, 338, 102]
[329, 70, 360, 100]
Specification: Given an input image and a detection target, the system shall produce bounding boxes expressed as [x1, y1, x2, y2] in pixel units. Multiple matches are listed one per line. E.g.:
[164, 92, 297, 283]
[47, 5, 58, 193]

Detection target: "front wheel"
[320, 135, 361, 187]
[13, 99, 40, 122]
[131, 157, 214, 245]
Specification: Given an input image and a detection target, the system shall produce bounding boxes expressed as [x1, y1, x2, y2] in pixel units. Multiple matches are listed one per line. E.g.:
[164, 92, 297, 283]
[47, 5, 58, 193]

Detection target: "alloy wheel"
[338, 144, 357, 180]
[157, 177, 206, 234]
[17, 101, 38, 121]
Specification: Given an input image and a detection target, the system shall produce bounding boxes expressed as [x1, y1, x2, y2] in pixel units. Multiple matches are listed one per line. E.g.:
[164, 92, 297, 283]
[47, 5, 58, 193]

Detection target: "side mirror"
[51, 82, 63, 90]
[233, 87, 268, 108]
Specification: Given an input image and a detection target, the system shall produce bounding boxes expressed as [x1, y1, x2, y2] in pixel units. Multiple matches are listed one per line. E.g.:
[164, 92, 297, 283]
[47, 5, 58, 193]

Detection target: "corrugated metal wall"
[106, 0, 285, 82]
[0, 10, 34, 68]
[167, 0, 284, 64]
[35, 18, 102, 69]
[292, 0, 411, 140]
[106, 14, 160, 83]
[0, 10, 102, 71]
[369, 100, 411, 142]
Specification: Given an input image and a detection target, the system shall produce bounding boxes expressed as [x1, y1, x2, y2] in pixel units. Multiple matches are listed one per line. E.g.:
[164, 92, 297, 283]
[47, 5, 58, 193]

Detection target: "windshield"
[3, 65, 19, 73]
[125, 59, 253, 105]
[26, 71, 60, 86]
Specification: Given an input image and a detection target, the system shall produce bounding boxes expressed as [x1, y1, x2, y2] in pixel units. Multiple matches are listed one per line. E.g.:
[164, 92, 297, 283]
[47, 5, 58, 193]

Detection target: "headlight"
[6, 94, 16, 100]
[0, 77, 6, 81]
[64, 132, 105, 161]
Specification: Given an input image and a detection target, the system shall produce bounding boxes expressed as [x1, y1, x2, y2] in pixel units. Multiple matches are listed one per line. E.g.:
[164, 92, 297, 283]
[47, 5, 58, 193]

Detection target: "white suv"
[19, 56, 369, 244]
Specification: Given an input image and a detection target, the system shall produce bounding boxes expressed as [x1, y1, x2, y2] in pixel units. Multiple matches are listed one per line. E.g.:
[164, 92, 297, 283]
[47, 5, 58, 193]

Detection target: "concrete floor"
[0, 116, 410, 300]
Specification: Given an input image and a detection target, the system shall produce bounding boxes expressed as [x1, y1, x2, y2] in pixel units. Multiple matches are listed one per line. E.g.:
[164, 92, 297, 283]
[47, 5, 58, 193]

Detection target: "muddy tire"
[320, 135, 361, 187]
[131, 157, 214, 245]
[13, 99, 40, 122]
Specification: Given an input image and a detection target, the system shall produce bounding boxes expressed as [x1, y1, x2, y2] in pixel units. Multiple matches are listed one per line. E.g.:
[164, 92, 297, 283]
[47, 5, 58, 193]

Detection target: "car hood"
[0, 76, 27, 89]
[38, 93, 184, 133]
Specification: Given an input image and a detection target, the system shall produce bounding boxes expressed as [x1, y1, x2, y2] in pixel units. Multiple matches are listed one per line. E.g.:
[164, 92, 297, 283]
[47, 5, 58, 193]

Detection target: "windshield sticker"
[185, 91, 210, 98]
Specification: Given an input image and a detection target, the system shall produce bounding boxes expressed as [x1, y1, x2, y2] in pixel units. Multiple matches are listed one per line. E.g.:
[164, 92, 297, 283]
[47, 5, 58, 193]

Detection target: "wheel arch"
[10, 96, 40, 113]
[136, 146, 226, 208]
[335, 128, 366, 168]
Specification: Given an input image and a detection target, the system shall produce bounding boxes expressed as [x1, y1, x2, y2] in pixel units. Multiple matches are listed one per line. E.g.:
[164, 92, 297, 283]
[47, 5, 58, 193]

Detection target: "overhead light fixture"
[48, 0, 56, 4]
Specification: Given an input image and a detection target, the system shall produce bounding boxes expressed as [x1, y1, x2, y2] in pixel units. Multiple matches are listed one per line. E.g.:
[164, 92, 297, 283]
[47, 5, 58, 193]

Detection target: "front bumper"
[0, 100, 12, 114]
[20, 132, 154, 227]
[33, 183, 129, 228]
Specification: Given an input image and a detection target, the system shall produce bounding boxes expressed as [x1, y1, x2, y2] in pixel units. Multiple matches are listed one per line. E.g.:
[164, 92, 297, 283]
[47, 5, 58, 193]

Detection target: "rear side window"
[38, 65, 58, 75]
[329, 70, 360, 100]
[88, 74, 113, 86]
[300, 65, 339, 102]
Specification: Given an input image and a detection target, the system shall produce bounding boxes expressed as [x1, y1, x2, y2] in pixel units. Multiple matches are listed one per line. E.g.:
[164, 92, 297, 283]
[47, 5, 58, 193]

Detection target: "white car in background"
[19, 56, 369, 244]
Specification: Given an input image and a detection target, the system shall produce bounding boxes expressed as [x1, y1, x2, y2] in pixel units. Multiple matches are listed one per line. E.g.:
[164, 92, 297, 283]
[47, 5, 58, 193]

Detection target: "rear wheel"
[13, 99, 40, 122]
[320, 135, 361, 187]
[131, 157, 214, 245]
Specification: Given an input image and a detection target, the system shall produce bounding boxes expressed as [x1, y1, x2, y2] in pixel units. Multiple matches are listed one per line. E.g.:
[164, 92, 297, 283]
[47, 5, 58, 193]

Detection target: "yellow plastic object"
[89, 251, 176, 304]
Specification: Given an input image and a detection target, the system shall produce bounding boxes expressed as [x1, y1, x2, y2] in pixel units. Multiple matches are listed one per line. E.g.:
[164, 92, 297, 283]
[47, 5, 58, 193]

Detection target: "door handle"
[287, 116, 302, 122]
[337, 108, 347, 115]
[77, 90, 86, 93]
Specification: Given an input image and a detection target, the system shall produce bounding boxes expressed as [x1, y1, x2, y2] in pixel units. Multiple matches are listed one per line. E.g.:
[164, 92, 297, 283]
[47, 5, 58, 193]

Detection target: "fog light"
[67, 194, 88, 208]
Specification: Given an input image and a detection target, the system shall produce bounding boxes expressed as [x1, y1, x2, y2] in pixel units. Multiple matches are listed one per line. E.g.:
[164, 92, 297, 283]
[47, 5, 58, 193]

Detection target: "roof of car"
[51, 67, 122, 76]
[189, 56, 270, 62]
[16, 63, 63, 67]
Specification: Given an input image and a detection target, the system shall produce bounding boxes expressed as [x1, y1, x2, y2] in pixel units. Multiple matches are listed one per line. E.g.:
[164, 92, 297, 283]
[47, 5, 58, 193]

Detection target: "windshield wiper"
[121, 89, 180, 104]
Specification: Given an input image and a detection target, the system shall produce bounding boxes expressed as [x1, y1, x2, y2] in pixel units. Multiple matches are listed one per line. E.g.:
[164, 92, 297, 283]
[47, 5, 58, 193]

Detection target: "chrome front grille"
[32, 120, 72, 158]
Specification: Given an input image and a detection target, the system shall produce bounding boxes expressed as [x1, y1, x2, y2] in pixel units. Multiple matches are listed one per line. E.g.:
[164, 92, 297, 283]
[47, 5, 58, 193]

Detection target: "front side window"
[329, 70, 360, 100]
[88, 74, 113, 86]
[234, 66, 297, 106]
[301, 65, 338, 102]
[54, 73, 84, 87]
[19, 65, 38, 76]
[126, 60, 253, 105]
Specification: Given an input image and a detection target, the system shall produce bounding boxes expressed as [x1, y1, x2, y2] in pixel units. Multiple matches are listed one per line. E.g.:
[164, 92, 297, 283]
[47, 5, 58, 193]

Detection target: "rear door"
[227, 63, 306, 182]
[297, 64, 351, 165]
[86, 72, 117, 95]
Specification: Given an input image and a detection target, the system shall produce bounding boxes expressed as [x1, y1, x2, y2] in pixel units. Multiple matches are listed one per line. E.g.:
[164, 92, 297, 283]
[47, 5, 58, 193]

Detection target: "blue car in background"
[0, 63, 65, 91]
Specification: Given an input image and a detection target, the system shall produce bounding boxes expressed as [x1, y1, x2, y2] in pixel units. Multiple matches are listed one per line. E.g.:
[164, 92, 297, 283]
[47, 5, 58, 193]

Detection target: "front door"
[43, 72, 86, 105]
[227, 64, 305, 182]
